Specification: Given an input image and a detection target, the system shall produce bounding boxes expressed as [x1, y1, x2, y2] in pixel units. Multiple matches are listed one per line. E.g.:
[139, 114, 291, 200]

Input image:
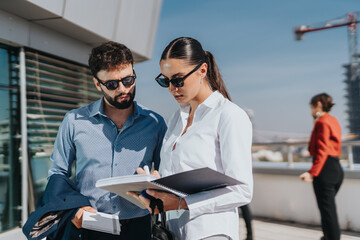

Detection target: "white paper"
[82, 211, 121, 235]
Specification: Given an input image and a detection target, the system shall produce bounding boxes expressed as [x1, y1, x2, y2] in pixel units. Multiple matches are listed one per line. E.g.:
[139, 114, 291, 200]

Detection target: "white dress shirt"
[159, 91, 253, 240]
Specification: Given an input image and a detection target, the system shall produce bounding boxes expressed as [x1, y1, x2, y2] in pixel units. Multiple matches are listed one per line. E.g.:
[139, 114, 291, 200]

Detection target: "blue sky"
[135, 0, 360, 140]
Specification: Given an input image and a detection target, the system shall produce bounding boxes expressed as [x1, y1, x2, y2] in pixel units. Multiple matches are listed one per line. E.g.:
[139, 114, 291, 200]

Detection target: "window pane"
[0, 47, 21, 232]
[0, 49, 8, 85]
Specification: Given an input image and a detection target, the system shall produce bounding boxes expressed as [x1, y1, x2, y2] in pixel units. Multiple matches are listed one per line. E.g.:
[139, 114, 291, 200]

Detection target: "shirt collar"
[180, 91, 223, 111]
[200, 90, 223, 109]
[180, 103, 190, 114]
[318, 112, 329, 120]
[89, 97, 145, 119]
[89, 98, 105, 117]
[133, 101, 146, 118]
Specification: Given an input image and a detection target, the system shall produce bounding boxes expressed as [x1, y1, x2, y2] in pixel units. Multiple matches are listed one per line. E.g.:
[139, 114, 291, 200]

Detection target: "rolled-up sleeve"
[48, 112, 76, 178]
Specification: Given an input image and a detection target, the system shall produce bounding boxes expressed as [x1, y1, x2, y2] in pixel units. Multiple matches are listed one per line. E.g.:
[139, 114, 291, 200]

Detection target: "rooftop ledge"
[253, 161, 360, 179]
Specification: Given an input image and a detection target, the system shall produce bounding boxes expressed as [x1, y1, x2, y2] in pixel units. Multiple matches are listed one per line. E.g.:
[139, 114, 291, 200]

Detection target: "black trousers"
[313, 156, 344, 240]
[62, 214, 152, 240]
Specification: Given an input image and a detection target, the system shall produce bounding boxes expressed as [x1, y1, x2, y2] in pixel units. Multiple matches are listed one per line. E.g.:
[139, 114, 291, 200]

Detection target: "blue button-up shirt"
[48, 98, 167, 219]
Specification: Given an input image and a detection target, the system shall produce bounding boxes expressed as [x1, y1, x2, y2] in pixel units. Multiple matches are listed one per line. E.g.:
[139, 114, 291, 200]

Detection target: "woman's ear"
[200, 63, 208, 78]
[317, 101, 323, 111]
[316, 101, 323, 109]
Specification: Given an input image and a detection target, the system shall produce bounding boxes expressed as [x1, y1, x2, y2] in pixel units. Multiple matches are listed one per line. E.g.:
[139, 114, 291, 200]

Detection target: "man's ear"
[93, 77, 102, 92]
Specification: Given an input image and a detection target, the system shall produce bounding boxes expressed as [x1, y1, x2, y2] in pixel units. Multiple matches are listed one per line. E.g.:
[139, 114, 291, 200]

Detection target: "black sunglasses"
[95, 71, 136, 90]
[155, 63, 203, 88]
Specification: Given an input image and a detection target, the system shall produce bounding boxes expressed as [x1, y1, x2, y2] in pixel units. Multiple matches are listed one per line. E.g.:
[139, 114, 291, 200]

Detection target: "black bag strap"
[149, 198, 168, 228]
[149, 198, 164, 216]
[160, 212, 167, 228]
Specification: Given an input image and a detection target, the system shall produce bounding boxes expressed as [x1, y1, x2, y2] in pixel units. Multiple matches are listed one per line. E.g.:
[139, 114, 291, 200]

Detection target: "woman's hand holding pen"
[136, 166, 160, 178]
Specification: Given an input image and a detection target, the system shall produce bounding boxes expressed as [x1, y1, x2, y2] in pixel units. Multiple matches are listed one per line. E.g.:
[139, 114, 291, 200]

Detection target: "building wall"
[0, 0, 162, 64]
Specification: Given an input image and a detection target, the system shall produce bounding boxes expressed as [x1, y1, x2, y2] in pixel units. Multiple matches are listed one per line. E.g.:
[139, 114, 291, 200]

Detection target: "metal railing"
[252, 140, 360, 170]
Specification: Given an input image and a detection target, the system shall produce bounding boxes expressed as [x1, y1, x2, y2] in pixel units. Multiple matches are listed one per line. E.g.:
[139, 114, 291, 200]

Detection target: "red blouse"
[308, 113, 342, 177]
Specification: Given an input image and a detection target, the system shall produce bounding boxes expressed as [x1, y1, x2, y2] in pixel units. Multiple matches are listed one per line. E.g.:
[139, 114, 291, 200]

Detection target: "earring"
[200, 78, 203, 84]
[316, 112, 321, 117]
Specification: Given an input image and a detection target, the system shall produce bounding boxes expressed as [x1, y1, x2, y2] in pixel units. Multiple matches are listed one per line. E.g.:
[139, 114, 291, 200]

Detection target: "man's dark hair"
[88, 41, 134, 77]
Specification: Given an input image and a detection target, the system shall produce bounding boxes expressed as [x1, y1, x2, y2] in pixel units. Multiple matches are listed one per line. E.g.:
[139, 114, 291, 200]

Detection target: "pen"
[144, 165, 150, 175]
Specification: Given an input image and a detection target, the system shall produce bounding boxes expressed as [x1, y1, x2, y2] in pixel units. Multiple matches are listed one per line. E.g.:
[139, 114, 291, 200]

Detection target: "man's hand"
[299, 172, 314, 183]
[127, 190, 188, 214]
[146, 190, 188, 213]
[129, 168, 184, 214]
[71, 206, 97, 229]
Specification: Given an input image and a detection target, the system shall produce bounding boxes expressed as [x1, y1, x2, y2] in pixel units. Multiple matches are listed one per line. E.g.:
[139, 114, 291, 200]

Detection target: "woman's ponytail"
[205, 51, 232, 101]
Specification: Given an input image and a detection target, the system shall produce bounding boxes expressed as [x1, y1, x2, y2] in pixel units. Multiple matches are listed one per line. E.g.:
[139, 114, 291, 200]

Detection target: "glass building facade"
[0, 43, 101, 233]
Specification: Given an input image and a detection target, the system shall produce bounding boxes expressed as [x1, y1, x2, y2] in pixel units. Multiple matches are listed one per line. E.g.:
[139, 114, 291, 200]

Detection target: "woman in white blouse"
[131, 37, 253, 240]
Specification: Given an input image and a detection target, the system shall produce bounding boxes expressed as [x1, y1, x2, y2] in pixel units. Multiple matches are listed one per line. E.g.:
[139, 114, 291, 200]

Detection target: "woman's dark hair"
[88, 41, 133, 77]
[160, 37, 232, 101]
[310, 93, 335, 112]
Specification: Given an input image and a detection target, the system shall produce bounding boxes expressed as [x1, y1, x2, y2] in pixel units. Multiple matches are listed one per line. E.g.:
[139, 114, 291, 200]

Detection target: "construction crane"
[294, 12, 360, 163]
[294, 12, 359, 64]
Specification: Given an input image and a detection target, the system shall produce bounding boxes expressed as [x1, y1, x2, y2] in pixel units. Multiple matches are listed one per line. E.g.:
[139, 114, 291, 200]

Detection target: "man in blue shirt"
[48, 41, 167, 239]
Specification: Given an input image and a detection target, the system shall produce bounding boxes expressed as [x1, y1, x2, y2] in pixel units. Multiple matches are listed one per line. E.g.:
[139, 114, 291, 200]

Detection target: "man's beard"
[103, 87, 136, 109]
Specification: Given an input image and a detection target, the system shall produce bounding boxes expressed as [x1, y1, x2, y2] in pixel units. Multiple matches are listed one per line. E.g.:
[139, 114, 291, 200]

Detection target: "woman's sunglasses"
[95, 71, 136, 90]
[155, 63, 203, 88]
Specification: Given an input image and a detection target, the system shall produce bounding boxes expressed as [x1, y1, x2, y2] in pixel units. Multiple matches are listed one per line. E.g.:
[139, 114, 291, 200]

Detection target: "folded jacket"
[22, 174, 91, 240]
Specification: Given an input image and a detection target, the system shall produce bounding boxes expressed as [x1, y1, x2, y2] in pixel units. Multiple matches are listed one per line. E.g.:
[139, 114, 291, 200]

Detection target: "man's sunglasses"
[155, 63, 203, 88]
[95, 71, 136, 90]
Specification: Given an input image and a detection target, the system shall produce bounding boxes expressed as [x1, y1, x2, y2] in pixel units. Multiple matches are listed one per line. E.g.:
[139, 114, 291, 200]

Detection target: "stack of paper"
[82, 211, 121, 235]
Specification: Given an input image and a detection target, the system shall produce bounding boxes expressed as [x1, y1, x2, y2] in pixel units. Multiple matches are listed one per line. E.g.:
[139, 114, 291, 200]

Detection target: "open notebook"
[95, 167, 242, 209]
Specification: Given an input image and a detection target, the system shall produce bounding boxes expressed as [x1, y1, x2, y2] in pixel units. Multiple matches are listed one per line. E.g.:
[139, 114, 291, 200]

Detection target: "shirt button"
[113, 205, 116, 209]
[115, 163, 118, 166]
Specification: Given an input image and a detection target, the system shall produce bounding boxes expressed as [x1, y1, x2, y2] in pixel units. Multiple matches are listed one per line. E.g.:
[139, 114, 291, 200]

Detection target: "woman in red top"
[300, 93, 343, 240]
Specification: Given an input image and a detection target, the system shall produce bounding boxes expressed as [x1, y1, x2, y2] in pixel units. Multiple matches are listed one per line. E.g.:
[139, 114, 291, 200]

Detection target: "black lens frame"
[155, 63, 203, 88]
[95, 71, 136, 90]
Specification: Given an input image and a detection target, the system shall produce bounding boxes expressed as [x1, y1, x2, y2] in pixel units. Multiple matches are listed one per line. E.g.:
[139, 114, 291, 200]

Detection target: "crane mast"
[348, 13, 359, 65]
